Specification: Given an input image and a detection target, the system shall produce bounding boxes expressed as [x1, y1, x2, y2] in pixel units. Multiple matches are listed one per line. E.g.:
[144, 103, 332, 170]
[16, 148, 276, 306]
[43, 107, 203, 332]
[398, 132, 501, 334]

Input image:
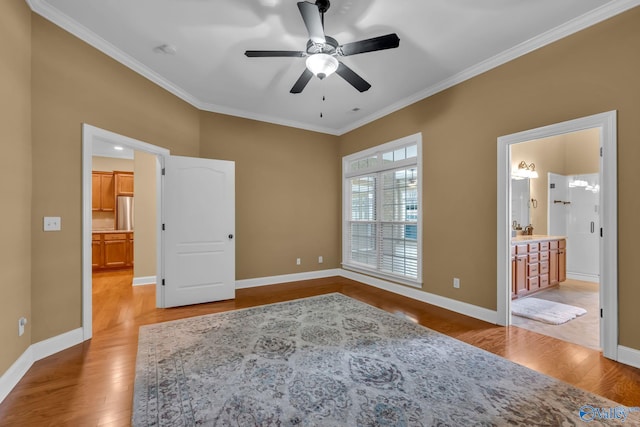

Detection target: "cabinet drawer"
[516, 244, 528, 255]
[528, 242, 539, 252]
[539, 241, 550, 251]
[92, 234, 101, 241]
[559, 239, 566, 249]
[104, 233, 127, 240]
[528, 276, 539, 290]
[539, 261, 549, 274]
[527, 262, 539, 276]
[528, 252, 539, 263]
[550, 240, 559, 250]
[539, 274, 549, 288]
[539, 250, 549, 261]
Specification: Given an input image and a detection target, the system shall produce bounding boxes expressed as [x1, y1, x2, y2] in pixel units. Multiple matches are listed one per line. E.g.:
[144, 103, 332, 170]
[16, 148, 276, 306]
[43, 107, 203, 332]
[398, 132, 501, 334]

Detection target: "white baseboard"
[340, 269, 498, 324]
[0, 346, 34, 404]
[132, 275, 156, 286]
[566, 272, 600, 283]
[618, 345, 640, 370]
[31, 328, 84, 361]
[235, 269, 342, 289]
[0, 327, 83, 405]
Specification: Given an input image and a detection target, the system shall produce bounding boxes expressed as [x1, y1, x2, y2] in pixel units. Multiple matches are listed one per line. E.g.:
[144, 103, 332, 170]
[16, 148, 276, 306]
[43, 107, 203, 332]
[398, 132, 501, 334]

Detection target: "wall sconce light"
[513, 161, 539, 179]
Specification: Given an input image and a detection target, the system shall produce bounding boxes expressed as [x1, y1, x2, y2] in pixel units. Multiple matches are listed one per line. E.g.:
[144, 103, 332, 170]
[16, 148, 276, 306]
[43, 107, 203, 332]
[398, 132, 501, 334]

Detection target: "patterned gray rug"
[133, 293, 632, 426]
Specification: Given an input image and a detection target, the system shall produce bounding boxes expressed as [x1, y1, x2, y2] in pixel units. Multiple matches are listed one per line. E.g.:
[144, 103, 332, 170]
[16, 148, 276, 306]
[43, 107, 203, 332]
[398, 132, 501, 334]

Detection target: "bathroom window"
[343, 133, 422, 287]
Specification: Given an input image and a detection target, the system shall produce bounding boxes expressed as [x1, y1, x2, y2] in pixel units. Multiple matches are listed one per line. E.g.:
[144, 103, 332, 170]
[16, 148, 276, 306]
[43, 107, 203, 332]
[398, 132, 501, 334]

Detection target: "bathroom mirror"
[511, 178, 530, 230]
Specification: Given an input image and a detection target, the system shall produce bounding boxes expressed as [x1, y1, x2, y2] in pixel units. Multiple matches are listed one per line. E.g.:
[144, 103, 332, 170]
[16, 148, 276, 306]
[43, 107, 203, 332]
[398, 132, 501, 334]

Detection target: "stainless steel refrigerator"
[117, 196, 134, 231]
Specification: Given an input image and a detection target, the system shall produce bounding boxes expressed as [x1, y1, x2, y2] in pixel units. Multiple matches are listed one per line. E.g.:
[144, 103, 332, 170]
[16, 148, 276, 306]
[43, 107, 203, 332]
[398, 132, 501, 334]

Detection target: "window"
[343, 134, 422, 286]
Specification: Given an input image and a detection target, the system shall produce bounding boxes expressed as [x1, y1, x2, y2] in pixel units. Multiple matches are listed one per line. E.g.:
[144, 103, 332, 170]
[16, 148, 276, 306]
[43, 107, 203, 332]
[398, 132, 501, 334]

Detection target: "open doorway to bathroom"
[509, 128, 601, 350]
[497, 111, 618, 360]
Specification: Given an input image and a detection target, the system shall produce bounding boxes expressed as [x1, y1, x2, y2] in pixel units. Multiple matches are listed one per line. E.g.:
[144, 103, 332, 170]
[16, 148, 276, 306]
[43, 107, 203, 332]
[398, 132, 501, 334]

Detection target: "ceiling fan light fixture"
[305, 53, 338, 79]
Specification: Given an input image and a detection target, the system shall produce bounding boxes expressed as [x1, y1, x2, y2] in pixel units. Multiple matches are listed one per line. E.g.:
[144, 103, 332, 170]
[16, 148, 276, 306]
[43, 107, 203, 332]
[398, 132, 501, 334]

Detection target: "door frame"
[496, 111, 618, 360]
[81, 124, 169, 340]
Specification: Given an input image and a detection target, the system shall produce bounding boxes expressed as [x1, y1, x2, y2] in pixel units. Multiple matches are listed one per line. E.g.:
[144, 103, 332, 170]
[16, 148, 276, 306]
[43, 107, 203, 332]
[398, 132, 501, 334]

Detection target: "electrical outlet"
[43, 216, 61, 231]
[18, 317, 27, 336]
[318, 256, 323, 264]
[453, 277, 460, 289]
[296, 258, 301, 265]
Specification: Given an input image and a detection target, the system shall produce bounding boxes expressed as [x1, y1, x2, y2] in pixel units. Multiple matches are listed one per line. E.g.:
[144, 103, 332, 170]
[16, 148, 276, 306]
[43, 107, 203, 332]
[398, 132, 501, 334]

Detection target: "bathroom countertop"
[511, 235, 566, 243]
[92, 229, 133, 234]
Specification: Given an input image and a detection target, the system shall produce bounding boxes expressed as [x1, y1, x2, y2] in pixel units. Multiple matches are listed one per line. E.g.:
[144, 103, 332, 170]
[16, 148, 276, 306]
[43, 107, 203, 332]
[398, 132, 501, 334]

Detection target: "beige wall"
[3, 1, 640, 380]
[0, 0, 32, 374]
[199, 112, 340, 280]
[133, 151, 157, 278]
[92, 156, 134, 172]
[511, 128, 600, 234]
[339, 7, 640, 349]
[30, 14, 200, 343]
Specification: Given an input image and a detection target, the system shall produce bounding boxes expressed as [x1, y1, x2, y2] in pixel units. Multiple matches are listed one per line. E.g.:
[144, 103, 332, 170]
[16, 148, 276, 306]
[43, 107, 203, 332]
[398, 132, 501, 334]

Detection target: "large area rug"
[133, 293, 631, 426]
[511, 297, 587, 325]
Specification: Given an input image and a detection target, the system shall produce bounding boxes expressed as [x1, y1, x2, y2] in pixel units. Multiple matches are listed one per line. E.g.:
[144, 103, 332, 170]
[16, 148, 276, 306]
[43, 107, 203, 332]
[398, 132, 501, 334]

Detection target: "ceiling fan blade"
[338, 33, 400, 56]
[245, 50, 306, 58]
[297, 2, 326, 44]
[290, 68, 314, 93]
[336, 62, 371, 92]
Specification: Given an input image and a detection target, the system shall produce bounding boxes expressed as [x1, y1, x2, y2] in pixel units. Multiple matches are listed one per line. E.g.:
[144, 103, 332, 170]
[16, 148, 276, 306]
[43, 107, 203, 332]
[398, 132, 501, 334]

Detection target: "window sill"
[341, 263, 422, 288]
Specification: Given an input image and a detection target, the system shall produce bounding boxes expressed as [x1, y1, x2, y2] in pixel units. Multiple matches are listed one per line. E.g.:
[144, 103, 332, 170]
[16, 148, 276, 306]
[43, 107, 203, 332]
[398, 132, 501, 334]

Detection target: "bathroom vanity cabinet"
[512, 237, 566, 299]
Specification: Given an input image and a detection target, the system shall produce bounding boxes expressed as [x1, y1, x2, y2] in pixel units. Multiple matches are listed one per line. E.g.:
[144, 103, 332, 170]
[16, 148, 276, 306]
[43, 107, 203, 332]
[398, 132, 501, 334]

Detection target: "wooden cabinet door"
[126, 233, 134, 267]
[92, 174, 101, 211]
[115, 172, 134, 196]
[515, 254, 527, 296]
[558, 248, 567, 282]
[104, 234, 127, 268]
[100, 174, 115, 211]
[92, 234, 103, 269]
[549, 249, 559, 284]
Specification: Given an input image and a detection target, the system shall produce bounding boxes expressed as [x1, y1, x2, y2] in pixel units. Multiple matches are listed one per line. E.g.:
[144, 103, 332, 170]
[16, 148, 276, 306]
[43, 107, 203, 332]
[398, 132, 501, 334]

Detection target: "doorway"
[82, 124, 168, 340]
[82, 125, 237, 340]
[496, 111, 618, 360]
[509, 131, 600, 350]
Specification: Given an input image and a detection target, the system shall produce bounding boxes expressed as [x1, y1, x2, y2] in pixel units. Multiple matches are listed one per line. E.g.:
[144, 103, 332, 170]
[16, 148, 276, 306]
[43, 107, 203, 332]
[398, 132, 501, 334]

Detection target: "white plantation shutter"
[343, 134, 422, 286]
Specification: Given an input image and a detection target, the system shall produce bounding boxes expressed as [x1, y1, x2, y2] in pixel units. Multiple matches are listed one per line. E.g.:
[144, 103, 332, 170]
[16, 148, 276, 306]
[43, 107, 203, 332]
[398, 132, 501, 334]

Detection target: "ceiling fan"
[245, 0, 400, 94]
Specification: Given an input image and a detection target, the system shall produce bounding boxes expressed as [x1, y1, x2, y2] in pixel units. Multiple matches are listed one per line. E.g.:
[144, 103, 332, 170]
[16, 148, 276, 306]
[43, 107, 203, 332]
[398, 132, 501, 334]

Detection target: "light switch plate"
[44, 216, 61, 231]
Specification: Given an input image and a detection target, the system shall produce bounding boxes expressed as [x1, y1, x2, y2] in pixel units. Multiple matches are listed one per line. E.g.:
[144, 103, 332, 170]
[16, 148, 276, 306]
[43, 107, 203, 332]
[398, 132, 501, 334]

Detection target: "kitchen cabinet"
[92, 172, 115, 212]
[92, 234, 102, 269]
[511, 238, 566, 298]
[115, 172, 134, 196]
[92, 231, 134, 270]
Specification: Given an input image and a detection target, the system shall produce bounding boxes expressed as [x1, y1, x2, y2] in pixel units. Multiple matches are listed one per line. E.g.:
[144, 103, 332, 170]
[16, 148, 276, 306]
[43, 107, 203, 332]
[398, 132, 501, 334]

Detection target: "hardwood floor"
[1, 270, 639, 426]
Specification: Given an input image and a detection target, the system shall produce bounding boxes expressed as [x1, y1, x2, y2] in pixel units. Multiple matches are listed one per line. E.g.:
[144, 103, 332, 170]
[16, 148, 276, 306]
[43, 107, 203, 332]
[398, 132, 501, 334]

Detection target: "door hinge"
[600, 308, 603, 318]
[600, 228, 603, 237]
[600, 147, 603, 157]
[162, 168, 166, 176]
[162, 279, 165, 287]
[162, 223, 165, 231]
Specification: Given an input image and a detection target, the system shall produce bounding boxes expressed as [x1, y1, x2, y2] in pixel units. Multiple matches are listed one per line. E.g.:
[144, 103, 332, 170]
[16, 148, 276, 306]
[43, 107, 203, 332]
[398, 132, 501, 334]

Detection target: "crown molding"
[27, 0, 203, 108]
[28, 0, 640, 136]
[336, 0, 640, 135]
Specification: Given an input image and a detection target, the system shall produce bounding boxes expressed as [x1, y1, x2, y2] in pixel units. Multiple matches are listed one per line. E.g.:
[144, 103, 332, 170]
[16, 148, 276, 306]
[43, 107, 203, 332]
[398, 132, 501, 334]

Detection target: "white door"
[163, 155, 235, 308]
[567, 173, 600, 279]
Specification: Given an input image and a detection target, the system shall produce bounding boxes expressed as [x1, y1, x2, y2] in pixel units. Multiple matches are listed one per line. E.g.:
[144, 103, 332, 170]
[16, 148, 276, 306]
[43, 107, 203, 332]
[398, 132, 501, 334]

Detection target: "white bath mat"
[511, 297, 587, 325]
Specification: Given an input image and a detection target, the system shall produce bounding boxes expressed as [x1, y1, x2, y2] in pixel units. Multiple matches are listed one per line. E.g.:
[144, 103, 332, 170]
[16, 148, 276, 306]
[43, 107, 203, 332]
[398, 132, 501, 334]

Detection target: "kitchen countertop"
[512, 235, 565, 243]
[92, 229, 133, 234]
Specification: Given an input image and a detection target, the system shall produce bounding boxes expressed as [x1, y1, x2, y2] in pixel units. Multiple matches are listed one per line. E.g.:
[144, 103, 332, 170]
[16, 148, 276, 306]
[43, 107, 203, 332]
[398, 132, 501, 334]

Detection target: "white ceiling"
[28, 0, 635, 135]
